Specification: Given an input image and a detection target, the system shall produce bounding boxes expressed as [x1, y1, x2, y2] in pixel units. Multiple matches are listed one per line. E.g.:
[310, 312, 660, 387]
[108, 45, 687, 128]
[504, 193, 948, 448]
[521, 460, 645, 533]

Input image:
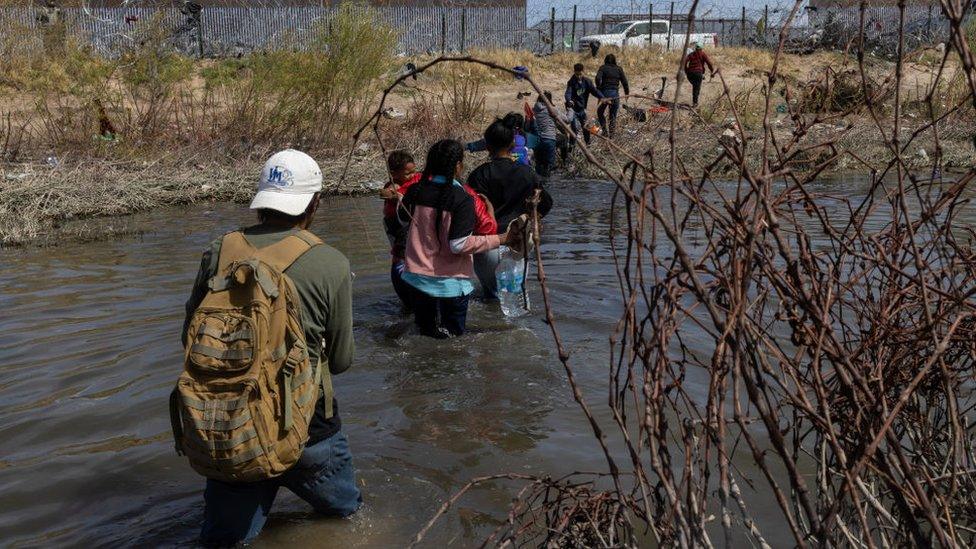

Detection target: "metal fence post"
[741, 6, 746, 47]
[441, 10, 446, 54]
[549, 7, 555, 54]
[649, 3, 653, 46]
[720, 19, 725, 47]
[763, 4, 768, 44]
[571, 5, 577, 51]
[196, 8, 204, 58]
[666, 1, 674, 51]
[461, 7, 466, 52]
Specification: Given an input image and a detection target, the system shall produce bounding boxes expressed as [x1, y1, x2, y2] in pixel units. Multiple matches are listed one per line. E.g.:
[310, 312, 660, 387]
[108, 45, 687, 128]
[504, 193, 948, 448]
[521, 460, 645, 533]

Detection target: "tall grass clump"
[0, 23, 44, 92]
[219, 2, 397, 151]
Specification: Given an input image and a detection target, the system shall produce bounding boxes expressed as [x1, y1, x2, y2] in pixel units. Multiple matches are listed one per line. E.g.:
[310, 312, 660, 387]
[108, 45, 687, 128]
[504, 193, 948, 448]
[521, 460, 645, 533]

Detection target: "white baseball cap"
[249, 149, 323, 216]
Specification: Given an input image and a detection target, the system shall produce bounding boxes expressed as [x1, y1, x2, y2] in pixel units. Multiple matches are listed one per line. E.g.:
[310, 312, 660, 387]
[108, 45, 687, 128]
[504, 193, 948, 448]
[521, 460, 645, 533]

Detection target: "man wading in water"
[178, 149, 360, 545]
[468, 121, 553, 299]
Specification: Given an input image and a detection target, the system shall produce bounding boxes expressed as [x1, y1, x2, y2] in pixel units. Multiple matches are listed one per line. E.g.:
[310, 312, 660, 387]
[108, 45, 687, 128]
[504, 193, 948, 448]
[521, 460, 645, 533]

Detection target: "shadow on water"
[0, 181, 624, 547]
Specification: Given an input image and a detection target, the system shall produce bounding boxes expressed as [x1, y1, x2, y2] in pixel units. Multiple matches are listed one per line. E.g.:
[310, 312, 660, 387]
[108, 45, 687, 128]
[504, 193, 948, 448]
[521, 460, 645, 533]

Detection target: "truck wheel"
[589, 41, 600, 57]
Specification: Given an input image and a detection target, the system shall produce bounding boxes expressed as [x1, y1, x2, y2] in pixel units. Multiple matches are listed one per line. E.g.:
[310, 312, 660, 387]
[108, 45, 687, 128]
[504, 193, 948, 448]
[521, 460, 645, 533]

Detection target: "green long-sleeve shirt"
[183, 224, 355, 441]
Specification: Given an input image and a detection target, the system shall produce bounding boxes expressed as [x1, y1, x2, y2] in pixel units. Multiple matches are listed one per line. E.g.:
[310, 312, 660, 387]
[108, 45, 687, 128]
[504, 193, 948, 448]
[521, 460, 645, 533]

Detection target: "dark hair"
[420, 139, 465, 247]
[604, 53, 617, 65]
[573, 63, 584, 72]
[387, 150, 414, 173]
[484, 120, 515, 154]
[501, 112, 524, 132]
[257, 193, 320, 225]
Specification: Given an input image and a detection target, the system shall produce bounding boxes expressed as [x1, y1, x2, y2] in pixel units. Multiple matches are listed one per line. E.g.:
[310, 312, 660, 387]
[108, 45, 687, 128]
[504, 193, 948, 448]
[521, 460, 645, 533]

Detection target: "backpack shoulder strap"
[208, 231, 257, 292]
[293, 229, 323, 247]
[254, 230, 322, 273]
[216, 230, 256, 274]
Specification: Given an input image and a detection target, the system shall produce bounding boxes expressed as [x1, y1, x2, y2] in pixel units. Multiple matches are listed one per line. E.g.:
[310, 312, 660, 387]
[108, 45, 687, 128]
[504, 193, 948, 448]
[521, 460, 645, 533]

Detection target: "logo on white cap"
[249, 149, 324, 216]
[265, 165, 294, 187]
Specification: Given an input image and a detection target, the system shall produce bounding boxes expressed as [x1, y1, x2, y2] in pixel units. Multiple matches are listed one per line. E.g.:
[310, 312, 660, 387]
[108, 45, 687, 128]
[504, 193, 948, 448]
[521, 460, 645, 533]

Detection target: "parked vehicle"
[578, 20, 718, 53]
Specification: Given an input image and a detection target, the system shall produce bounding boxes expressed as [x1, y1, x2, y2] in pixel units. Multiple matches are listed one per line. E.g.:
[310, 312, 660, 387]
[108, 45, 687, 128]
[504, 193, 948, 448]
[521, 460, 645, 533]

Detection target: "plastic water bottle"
[495, 246, 529, 318]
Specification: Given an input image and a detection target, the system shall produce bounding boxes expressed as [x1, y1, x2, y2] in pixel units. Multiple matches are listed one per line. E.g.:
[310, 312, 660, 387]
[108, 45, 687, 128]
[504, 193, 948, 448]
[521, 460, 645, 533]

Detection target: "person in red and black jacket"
[684, 41, 716, 107]
[381, 150, 422, 310]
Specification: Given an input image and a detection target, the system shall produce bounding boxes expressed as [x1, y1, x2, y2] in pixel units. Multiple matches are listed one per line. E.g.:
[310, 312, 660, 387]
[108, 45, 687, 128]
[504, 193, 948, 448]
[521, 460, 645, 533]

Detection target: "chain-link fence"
[0, 3, 527, 56]
[0, 1, 959, 58]
[525, 2, 956, 55]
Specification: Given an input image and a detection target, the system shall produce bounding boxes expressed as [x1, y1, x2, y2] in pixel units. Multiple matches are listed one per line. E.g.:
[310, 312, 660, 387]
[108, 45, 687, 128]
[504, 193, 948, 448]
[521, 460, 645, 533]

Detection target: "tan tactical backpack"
[169, 230, 333, 482]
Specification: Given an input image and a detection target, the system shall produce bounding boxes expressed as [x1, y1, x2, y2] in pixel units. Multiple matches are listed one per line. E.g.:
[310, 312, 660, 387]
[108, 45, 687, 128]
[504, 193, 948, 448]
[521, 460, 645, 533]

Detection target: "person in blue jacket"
[564, 63, 603, 144]
[467, 113, 532, 166]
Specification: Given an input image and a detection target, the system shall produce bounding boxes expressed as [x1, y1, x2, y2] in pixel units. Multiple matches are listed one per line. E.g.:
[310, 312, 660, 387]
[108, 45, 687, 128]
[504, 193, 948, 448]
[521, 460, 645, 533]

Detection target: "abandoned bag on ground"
[169, 229, 332, 482]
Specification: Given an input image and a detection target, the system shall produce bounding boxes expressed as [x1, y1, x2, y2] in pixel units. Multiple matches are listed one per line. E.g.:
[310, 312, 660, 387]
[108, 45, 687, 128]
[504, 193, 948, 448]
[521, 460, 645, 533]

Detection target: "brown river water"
[1, 178, 963, 546]
[0, 181, 638, 547]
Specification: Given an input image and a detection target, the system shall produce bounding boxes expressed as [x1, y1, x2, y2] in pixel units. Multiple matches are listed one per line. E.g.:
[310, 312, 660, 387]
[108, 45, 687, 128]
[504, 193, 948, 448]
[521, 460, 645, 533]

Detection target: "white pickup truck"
[578, 20, 718, 52]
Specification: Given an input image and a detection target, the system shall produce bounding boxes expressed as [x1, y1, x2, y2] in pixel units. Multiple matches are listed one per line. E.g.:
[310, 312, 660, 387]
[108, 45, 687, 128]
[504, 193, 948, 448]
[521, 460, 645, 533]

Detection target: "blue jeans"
[473, 248, 501, 299]
[571, 108, 590, 144]
[534, 138, 557, 177]
[200, 431, 362, 546]
[597, 89, 620, 137]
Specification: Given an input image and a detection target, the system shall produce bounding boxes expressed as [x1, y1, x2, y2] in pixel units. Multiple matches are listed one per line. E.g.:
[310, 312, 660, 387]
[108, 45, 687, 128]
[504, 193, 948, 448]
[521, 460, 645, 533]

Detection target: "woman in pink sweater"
[400, 140, 516, 338]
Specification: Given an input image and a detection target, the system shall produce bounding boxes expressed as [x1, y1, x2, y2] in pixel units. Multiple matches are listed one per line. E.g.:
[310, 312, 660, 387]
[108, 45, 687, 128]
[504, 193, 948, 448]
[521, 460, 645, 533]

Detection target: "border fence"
[0, 4, 528, 56]
[0, 1, 958, 58]
[527, 3, 954, 55]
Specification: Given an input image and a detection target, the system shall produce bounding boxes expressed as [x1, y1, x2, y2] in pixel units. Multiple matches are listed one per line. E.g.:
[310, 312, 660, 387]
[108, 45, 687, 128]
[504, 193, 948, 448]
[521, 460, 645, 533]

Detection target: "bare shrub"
[217, 3, 397, 151]
[0, 111, 30, 162]
[114, 13, 194, 144]
[440, 69, 487, 126]
[353, 1, 976, 546]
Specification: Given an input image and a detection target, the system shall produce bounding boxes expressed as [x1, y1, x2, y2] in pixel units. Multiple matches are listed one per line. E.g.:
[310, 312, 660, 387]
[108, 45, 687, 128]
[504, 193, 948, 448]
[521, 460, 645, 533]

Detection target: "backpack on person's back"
[170, 229, 329, 483]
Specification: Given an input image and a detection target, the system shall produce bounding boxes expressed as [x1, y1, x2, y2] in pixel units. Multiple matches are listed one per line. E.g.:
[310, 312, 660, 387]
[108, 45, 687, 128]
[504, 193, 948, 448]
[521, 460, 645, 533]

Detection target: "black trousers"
[687, 71, 704, 106]
[391, 261, 412, 312]
[410, 287, 470, 338]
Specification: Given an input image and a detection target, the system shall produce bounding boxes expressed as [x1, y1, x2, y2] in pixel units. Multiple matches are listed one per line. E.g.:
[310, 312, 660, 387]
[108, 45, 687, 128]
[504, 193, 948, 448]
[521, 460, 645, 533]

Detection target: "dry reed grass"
[2, 13, 974, 246]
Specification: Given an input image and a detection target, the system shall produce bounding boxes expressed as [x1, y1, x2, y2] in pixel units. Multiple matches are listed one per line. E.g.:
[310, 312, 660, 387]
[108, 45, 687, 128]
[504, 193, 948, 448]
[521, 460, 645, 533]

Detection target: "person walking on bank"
[595, 54, 629, 138]
[532, 92, 570, 178]
[684, 41, 716, 107]
[400, 139, 516, 338]
[468, 121, 553, 299]
[564, 63, 603, 145]
[176, 149, 360, 546]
